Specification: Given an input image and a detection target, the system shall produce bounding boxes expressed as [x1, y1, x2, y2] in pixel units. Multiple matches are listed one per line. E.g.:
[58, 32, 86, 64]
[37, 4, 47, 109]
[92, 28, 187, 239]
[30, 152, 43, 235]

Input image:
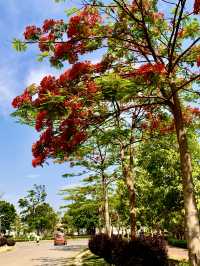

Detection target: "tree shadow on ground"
[81, 254, 109, 266]
[49, 245, 86, 252]
[32, 256, 75, 266]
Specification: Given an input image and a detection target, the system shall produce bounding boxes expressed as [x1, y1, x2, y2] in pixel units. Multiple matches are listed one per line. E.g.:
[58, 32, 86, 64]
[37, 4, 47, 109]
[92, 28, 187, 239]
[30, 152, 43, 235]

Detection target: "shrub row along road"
[0, 239, 88, 266]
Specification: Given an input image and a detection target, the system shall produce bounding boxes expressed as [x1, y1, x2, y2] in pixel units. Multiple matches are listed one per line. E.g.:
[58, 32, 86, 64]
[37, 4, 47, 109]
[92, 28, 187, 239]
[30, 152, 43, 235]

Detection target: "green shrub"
[6, 239, 16, 246]
[167, 238, 187, 249]
[88, 234, 113, 264]
[0, 237, 7, 247]
[89, 234, 169, 266]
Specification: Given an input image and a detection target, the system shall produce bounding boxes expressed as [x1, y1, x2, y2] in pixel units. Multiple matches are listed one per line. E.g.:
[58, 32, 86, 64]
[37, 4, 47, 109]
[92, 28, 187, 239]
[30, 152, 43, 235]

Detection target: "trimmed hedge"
[89, 234, 169, 266]
[167, 238, 187, 249]
[6, 239, 16, 246]
[0, 237, 7, 247]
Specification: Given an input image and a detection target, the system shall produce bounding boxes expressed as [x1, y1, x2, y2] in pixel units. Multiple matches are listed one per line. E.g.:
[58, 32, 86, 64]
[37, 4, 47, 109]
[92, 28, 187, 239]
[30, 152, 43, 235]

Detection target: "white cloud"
[25, 66, 62, 87]
[25, 67, 52, 86]
[26, 174, 40, 179]
[0, 68, 17, 116]
[59, 182, 81, 191]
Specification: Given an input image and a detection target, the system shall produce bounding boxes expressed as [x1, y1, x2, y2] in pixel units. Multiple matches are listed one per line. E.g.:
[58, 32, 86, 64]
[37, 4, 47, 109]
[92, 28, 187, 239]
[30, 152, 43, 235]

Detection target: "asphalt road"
[0, 239, 88, 266]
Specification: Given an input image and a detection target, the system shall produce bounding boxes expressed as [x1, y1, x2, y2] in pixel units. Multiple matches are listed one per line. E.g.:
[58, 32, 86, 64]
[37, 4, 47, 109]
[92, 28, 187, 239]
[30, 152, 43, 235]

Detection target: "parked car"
[54, 231, 66, 246]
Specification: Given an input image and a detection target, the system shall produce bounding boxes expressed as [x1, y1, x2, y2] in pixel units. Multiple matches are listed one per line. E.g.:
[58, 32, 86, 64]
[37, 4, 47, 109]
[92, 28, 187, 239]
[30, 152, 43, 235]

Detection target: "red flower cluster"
[159, 124, 175, 134]
[12, 89, 32, 108]
[31, 108, 88, 167]
[39, 34, 55, 52]
[194, 0, 200, 14]
[13, 60, 103, 167]
[40, 75, 58, 95]
[42, 19, 56, 32]
[24, 26, 41, 40]
[58, 62, 92, 85]
[187, 106, 200, 116]
[54, 42, 72, 58]
[123, 63, 166, 80]
[67, 7, 100, 38]
[151, 12, 164, 22]
[86, 81, 98, 93]
[35, 110, 48, 132]
[136, 63, 166, 75]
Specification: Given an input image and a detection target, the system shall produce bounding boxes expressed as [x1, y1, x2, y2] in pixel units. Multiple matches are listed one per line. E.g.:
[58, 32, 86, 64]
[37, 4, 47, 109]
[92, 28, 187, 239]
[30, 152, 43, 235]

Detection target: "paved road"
[0, 239, 88, 266]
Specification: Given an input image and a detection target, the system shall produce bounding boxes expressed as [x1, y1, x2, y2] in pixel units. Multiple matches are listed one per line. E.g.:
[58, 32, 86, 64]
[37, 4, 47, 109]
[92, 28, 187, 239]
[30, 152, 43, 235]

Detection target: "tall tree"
[0, 200, 16, 232]
[12, 1, 200, 264]
[18, 184, 54, 234]
[61, 186, 99, 235]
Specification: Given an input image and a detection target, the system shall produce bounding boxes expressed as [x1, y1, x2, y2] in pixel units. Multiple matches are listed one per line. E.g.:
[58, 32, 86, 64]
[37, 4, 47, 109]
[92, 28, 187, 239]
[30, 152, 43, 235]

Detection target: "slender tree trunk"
[171, 92, 200, 266]
[102, 175, 111, 237]
[120, 145, 136, 240]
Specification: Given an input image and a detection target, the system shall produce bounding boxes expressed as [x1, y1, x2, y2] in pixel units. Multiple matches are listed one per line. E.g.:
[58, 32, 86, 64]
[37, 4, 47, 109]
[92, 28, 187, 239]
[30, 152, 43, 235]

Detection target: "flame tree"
[12, 1, 200, 264]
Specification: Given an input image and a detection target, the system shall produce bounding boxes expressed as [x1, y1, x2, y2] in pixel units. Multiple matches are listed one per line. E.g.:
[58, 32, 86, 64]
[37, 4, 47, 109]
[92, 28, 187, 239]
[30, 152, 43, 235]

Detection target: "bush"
[89, 234, 169, 266]
[88, 234, 113, 263]
[6, 239, 16, 246]
[0, 237, 7, 247]
[113, 235, 168, 266]
[167, 238, 187, 249]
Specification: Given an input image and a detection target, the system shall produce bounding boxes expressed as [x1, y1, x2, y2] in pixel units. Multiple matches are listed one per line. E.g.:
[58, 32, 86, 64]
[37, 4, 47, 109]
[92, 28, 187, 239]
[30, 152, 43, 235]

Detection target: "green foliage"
[167, 238, 187, 249]
[18, 184, 57, 234]
[12, 38, 27, 52]
[0, 200, 16, 231]
[64, 7, 79, 17]
[37, 51, 49, 62]
[61, 181, 100, 233]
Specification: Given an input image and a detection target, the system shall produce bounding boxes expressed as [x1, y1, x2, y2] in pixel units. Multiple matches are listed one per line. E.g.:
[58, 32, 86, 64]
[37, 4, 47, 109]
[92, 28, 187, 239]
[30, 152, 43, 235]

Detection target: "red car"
[54, 232, 66, 246]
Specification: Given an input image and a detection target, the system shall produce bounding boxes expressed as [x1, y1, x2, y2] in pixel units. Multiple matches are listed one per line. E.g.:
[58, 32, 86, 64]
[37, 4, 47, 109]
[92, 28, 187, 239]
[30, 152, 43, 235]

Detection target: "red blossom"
[58, 62, 92, 86]
[12, 89, 32, 108]
[32, 155, 44, 167]
[39, 75, 57, 95]
[86, 81, 98, 93]
[39, 34, 55, 52]
[123, 63, 166, 79]
[35, 110, 48, 132]
[67, 16, 81, 38]
[152, 12, 164, 22]
[67, 7, 100, 38]
[194, 0, 200, 14]
[54, 42, 72, 58]
[42, 19, 56, 32]
[187, 106, 200, 116]
[24, 25, 41, 40]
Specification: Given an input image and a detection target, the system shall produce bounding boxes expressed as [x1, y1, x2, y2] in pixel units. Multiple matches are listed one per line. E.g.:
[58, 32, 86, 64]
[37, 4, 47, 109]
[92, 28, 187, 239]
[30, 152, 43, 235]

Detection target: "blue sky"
[0, 0, 197, 212]
[0, 0, 84, 212]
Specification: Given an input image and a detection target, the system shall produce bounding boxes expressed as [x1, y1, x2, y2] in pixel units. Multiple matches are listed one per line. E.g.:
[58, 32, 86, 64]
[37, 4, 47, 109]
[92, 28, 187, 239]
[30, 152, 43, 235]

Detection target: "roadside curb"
[0, 246, 13, 253]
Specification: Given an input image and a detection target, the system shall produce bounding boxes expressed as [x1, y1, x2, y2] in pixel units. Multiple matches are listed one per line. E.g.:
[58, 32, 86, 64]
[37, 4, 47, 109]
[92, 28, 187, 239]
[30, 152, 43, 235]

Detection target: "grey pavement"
[0, 239, 88, 266]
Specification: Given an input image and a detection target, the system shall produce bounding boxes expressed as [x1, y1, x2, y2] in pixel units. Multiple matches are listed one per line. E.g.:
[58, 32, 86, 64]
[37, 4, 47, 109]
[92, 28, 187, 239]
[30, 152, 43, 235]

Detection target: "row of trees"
[60, 126, 200, 241]
[0, 185, 58, 237]
[11, 0, 200, 265]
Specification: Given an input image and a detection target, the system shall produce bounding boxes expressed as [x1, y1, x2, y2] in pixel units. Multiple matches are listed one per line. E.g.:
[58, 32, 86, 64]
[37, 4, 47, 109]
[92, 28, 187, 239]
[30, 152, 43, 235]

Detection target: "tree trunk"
[120, 145, 136, 240]
[171, 92, 200, 266]
[102, 175, 111, 237]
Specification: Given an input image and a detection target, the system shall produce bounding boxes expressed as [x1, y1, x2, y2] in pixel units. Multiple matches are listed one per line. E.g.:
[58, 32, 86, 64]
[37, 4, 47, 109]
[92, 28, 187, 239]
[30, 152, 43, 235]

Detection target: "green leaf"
[37, 51, 49, 62]
[64, 7, 79, 17]
[12, 38, 27, 52]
